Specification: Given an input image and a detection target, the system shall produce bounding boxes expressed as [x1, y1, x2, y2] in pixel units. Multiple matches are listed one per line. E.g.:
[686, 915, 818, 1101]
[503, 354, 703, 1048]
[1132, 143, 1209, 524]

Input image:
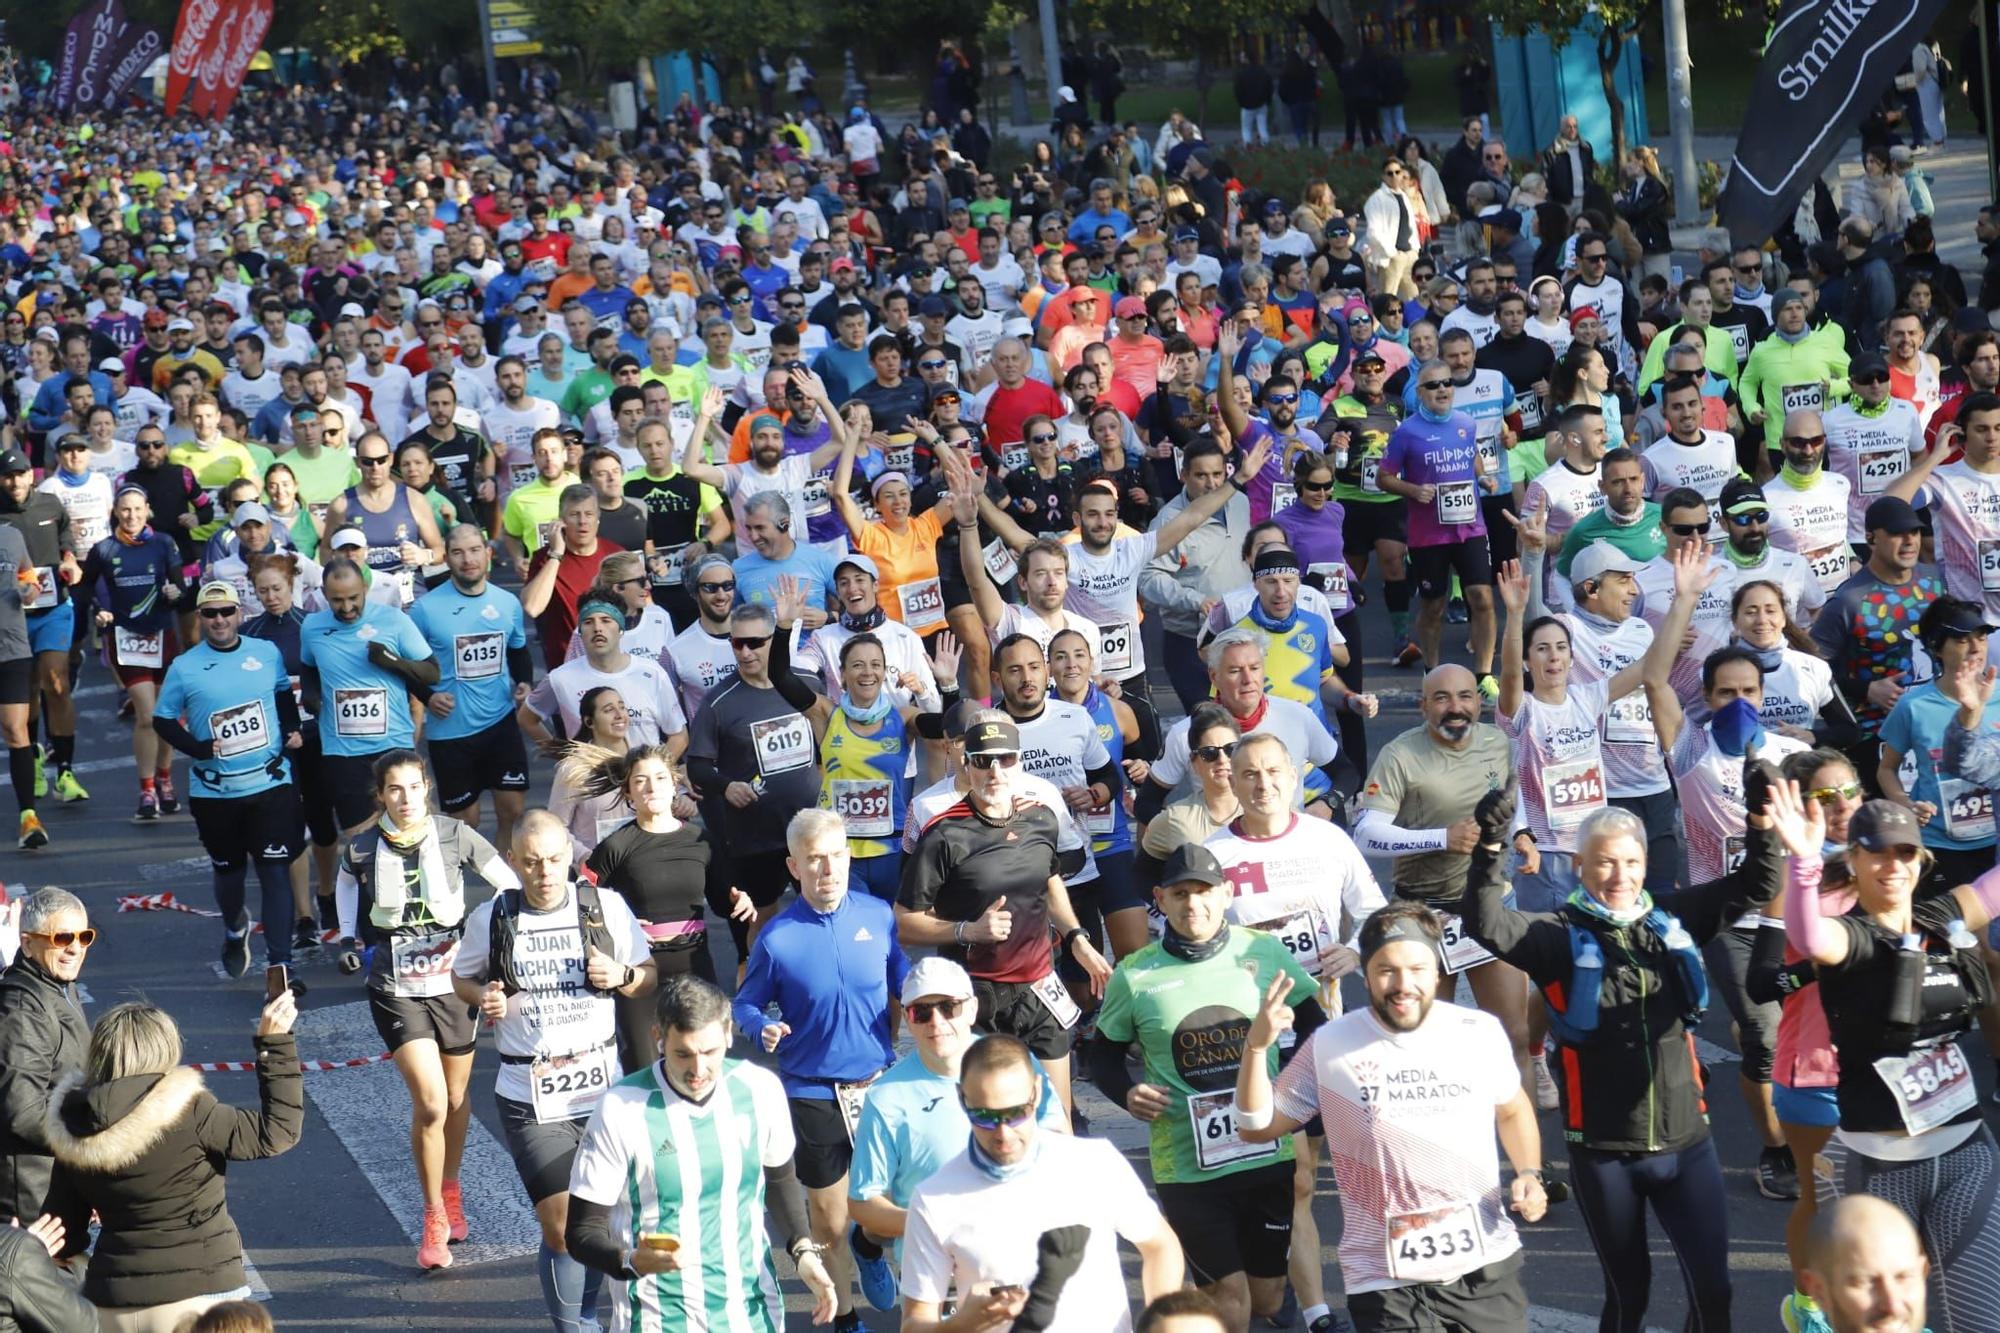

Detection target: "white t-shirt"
[843, 122, 885, 165]
[989, 604, 1101, 660]
[37, 472, 114, 553]
[799, 617, 940, 707]
[1014, 700, 1111, 809]
[664, 622, 737, 721]
[1153, 696, 1338, 799]
[485, 397, 564, 495]
[1063, 533, 1156, 681]
[946, 311, 1007, 373]
[452, 884, 649, 1105]
[1669, 724, 1807, 888]
[527, 654, 688, 747]
[1498, 677, 1611, 852]
[1920, 461, 2000, 627]
[1562, 611, 1666, 798]
[1271, 1002, 1523, 1294]
[722, 454, 816, 548]
[1204, 815, 1385, 973]
[1824, 399, 1924, 542]
[79, 439, 138, 482]
[902, 1132, 1168, 1333]
[221, 369, 284, 424]
[1641, 431, 1739, 531]
[1763, 470, 1855, 594]
[564, 603, 674, 673]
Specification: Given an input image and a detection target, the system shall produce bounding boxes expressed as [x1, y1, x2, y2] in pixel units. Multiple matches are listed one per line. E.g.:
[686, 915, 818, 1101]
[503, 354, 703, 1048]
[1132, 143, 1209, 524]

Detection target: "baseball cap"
[514, 294, 542, 313]
[1173, 226, 1200, 242]
[1923, 598, 1999, 639]
[1849, 799, 1922, 851]
[328, 527, 367, 552]
[1261, 196, 1287, 215]
[0, 450, 31, 475]
[834, 552, 880, 581]
[1159, 843, 1227, 889]
[194, 581, 240, 609]
[1354, 347, 1387, 368]
[1568, 540, 1642, 586]
[142, 309, 170, 329]
[166, 317, 194, 333]
[1864, 495, 1923, 535]
[231, 501, 272, 526]
[900, 956, 976, 1005]
[829, 257, 856, 273]
[1850, 351, 1890, 379]
[97, 356, 125, 373]
[963, 717, 1021, 757]
[338, 302, 366, 318]
[948, 198, 969, 212]
[1720, 477, 1768, 516]
[1114, 295, 1146, 319]
[918, 295, 950, 318]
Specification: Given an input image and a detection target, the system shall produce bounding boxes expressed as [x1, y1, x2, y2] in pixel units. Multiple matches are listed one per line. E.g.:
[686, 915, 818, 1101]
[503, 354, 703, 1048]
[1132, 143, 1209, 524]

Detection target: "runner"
[1047, 628, 1156, 961]
[323, 431, 446, 611]
[0, 449, 85, 810]
[661, 553, 740, 721]
[335, 750, 519, 1270]
[519, 592, 686, 752]
[1232, 901, 1547, 1333]
[564, 974, 838, 1332]
[409, 524, 535, 850]
[1763, 408, 1857, 598]
[1092, 842, 1324, 1332]
[624, 417, 724, 630]
[1824, 352, 1925, 549]
[731, 808, 911, 1332]
[453, 808, 654, 1322]
[77, 485, 189, 823]
[800, 553, 946, 709]
[1887, 401, 2000, 665]
[151, 581, 306, 979]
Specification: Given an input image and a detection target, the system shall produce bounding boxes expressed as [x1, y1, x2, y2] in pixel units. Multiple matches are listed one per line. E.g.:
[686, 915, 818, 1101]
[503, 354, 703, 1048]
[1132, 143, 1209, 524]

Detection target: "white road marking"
[1529, 1307, 1668, 1333]
[242, 1254, 271, 1301]
[296, 1000, 539, 1266]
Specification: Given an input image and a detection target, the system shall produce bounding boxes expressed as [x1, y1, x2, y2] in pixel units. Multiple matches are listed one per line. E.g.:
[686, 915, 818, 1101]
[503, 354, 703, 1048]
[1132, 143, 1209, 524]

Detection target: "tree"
[1067, 0, 1301, 123]
[1476, 0, 1647, 166]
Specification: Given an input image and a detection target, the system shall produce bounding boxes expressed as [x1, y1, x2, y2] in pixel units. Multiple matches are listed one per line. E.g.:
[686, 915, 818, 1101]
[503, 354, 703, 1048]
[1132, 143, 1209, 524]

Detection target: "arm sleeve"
[507, 644, 536, 686]
[1747, 915, 1816, 1006]
[151, 715, 216, 760]
[762, 1155, 813, 1254]
[564, 1199, 638, 1280]
[1459, 803, 1560, 979]
[767, 625, 817, 712]
[335, 863, 361, 939]
[1351, 807, 1449, 855]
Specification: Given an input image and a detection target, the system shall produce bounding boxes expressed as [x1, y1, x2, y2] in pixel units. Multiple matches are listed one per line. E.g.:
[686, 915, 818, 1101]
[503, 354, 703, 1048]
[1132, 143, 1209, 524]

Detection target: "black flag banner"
[1716, 0, 1951, 246]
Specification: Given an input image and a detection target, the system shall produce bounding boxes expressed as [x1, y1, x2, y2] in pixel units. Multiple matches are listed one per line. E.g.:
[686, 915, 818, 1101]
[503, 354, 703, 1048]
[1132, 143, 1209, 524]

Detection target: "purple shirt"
[1381, 410, 1487, 549]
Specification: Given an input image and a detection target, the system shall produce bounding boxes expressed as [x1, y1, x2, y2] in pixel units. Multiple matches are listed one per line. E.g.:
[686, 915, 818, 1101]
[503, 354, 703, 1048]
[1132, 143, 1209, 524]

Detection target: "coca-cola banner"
[71, 0, 133, 111]
[163, 0, 225, 116]
[96, 22, 162, 109]
[202, 0, 268, 120]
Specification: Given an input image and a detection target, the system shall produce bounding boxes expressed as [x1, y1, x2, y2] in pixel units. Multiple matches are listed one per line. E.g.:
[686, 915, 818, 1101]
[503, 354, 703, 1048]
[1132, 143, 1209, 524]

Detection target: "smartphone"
[264, 964, 289, 1002]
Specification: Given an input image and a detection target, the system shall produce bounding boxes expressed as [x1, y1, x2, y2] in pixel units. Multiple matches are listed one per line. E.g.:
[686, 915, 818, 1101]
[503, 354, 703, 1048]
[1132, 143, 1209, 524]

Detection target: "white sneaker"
[1533, 1052, 1560, 1110]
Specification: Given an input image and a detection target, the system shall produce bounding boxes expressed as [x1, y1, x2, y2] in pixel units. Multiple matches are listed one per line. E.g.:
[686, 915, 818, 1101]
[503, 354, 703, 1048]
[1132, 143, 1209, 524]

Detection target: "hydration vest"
[1541, 909, 1708, 1047]
[482, 882, 620, 996]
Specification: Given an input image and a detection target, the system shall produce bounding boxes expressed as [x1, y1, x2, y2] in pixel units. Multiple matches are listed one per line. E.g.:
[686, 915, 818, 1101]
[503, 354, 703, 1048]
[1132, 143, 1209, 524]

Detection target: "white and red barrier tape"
[189, 1053, 392, 1073]
[118, 892, 339, 942]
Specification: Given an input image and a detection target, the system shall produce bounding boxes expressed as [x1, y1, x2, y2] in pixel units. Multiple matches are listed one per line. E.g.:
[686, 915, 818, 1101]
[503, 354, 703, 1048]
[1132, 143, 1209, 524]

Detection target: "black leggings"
[1829, 1123, 2000, 1333]
[1332, 608, 1366, 794]
[1569, 1135, 1732, 1333]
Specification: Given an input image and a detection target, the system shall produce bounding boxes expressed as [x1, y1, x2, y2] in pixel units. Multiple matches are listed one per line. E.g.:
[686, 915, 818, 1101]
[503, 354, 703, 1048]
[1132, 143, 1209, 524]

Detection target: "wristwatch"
[621, 964, 637, 989]
[1061, 926, 1088, 954]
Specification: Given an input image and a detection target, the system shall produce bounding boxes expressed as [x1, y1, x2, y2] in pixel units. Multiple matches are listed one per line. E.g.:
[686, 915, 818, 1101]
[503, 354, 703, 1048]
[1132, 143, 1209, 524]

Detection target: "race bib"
[509, 461, 537, 491]
[897, 578, 946, 630]
[75, 518, 107, 549]
[1858, 445, 1904, 496]
[1270, 482, 1297, 514]
[1188, 1088, 1278, 1172]
[308, 501, 332, 526]
[1517, 394, 1544, 432]
[751, 712, 813, 777]
[1027, 970, 1080, 1029]
[1728, 324, 1752, 363]
[745, 346, 772, 372]
[454, 631, 503, 681]
[835, 1075, 877, 1146]
[1980, 539, 2000, 593]
[648, 544, 688, 589]
[209, 700, 270, 759]
[1781, 383, 1822, 415]
[1438, 911, 1495, 975]
[1244, 903, 1335, 975]
[1604, 694, 1653, 744]
[1360, 456, 1382, 493]
[388, 929, 460, 998]
[1386, 1204, 1485, 1284]
[1436, 481, 1477, 525]
[1806, 545, 1849, 592]
[831, 778, 893, 838]
[114, 626, 164, 668]
[1099, 621, 1134, 675]
[1307, 562, 1351, 611]
[1874, 1041, 1975, 1135]
[668, 401, 696, 450]
[25, 568, 57, 611]
[982, 538, 1018, 586]
[1001, 442, 1030, 473]
[1084, 801, 1117, 835]
[1474, 434, 1500, 477]
[802, 475, 831, 517]
[883, 438, 915, 473]
[530, 1044, 615, 1125]
[333, 687, 389, 738]
[1544, 757, 1607, 828]
[1940, 778, 1997, 842]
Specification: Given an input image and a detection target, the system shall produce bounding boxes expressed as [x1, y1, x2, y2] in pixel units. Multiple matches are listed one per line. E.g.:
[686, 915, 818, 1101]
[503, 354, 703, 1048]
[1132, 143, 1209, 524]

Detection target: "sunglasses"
[1727, 509, 1770, 524]
[731, 635, 772, 651]
[1668, 520, 1714, 536]
[697, 580, 736, 594]
[136, 439, 168, 450]
[1028, 432, 1058, 445]
[1266, 392, 1300, 406]
[1580, 253, 1608, 264]
[1784, 434, 1826, 447]
[1853, 373, 1888, 386]
[358, 454, 392, 466]
[1298, 479, 1333, 494]
[780, 302, 806, 312]
[199, 606, 238, 619]
[1735, 264, 1762, 274]
[962, 1099, 1037, 1130]
[966, 752, 1020, 770]
[905, 997, 967, 1024]
[1808, 781, 1863, 805]
[27, 928, 96, 947]
[1192, 741, 1239, 763]
[728, 295, 752, 304]
[1418, 379, 1452, 391]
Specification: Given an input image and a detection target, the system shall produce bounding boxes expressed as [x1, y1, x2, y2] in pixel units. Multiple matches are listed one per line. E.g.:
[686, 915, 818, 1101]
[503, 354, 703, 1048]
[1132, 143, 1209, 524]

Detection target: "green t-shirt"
[1095, 928, 1316, 1185]
[967, 198, 1012, 228]
[1556, 502, 1667, 581]
[503, 478, 570, 554]
[560, 369, 614, 423]
[280, 446, 364, 525]
[276, 506, 319, 560]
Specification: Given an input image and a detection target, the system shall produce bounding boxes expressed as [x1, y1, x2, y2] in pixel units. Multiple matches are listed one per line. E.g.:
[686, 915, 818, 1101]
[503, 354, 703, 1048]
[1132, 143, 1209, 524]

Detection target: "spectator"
[1541, 114, 1600, 218]
[1453, 44, 1493, 137]
[1440, 118, 1486, 225]
[0, 889, 92, 1241]
[1278, 47, 1320, 147]
[1363, 159, 1425, 301]
[1841, 147, 1915, 240]
[1839, 219, 1897, 353]
[0, 1212, 95, 1333]
[1234, 53, 1274, 148]
[1335, 52, 1378, 150]
[1091, 42, 1126, 126]
[1617, 147, 1675, 279]
[1376, 52, 1410, 141]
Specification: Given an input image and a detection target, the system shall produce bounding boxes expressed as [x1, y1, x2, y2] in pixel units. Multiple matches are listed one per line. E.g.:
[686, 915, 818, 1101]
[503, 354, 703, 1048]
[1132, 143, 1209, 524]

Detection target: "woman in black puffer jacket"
[44, 995, 301, 1333]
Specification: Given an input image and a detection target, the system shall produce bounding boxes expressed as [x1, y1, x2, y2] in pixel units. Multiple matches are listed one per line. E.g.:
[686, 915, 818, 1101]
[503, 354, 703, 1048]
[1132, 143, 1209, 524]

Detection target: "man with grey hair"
[0, 887, 92, 1237]
[730, 807, 911, 1323]
[730, 491, 839, 627]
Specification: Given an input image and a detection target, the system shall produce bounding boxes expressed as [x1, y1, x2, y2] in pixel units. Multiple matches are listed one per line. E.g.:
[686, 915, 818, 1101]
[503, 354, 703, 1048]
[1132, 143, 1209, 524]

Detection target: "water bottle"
[1566, 934, 1604, 1034]
[1885, 932, 1927, 1027]
[1660, 913, 1693, 953]
[1949, 918, 1979, 951]
[1333, 437, 1350, 471]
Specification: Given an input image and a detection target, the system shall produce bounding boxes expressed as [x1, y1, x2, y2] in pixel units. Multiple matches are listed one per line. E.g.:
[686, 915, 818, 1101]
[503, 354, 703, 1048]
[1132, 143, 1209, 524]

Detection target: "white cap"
[900, 956, 976, 1005]
[1569, 540, 1642, 587]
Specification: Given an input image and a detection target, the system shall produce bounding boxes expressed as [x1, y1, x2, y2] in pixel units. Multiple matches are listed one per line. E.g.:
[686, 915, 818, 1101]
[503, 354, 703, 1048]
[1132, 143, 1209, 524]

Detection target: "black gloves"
[1012, 1224, 1092, 1333]
[1474, 785, 1515, 842]
[1744, 753, 1783, 818]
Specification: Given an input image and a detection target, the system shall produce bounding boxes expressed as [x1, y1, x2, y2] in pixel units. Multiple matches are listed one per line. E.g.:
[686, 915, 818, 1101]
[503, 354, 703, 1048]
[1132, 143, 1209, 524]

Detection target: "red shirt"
[983, 379, 1066, 449]
[520, 231, 573, 268]
[528, 539, 625, 669]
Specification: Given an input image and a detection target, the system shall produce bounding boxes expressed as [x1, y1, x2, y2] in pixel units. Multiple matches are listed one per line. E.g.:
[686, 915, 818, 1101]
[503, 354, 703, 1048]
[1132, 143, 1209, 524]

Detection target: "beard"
[1371, 989, 1433, 1033]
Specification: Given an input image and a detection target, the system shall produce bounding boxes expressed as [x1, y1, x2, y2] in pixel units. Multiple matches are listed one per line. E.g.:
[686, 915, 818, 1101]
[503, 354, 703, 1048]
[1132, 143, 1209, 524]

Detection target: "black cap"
[0, 450, 31, 475]
[1160, 843, 1227, 889]
[963, 718, 1021, 756]
[1849, 351, 1890, 378]
[1864, 495, 1922, 535]
[1720, 477, 1767, 515]
[1921, 598, 1999, 639]
[1850, 799, 1923, 851]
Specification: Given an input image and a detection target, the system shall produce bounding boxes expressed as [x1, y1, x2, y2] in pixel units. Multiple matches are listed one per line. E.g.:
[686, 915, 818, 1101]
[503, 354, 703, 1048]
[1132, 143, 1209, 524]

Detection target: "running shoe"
[157, 774, 180, 815]
[220, 931, 251, 980]
[1392, 638, 1424, 669]
[1532, 1051, 1560, 1110]
[293, 918, 320, 952]
[1758, 1145, 1800, 1200]
[1780, 1291, 1833, 1333]
[831, 1313, 864, 1333]
[16, 811, 46, 850]
[1446, 597, 1469, 625]
[1477, 673, 1500, 702]
[850, 1222, 898, 1311]
[134, 789, 159, 822]
[52, 769, 88, 802]
[418, 1205, 453, 1270]
[440, 1179, 469, 1242]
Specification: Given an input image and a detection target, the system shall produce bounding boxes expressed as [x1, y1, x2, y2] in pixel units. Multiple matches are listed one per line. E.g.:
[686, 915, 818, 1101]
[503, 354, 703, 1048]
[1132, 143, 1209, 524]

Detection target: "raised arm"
[678, 385, 730, 489]
[1152, 430, 1269, 554]
[945, 449, 1008, 629]
[1495, 557, 1529, 721]
[1642, 541, 1716, 753]
[830, 426, 865, 542]
[1213, 325, 1253, 442]
[1887, 421, 1953, 506]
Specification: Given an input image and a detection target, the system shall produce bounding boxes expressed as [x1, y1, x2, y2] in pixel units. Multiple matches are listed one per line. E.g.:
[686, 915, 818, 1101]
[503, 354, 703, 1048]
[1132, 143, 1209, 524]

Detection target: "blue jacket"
[28, 371, 114, 434]
[732, 891, 910, 1097]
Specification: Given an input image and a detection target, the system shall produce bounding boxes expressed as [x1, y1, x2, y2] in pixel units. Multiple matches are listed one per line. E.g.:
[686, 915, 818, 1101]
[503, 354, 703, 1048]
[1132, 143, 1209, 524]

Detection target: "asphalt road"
[29, 559, 1969, 1333]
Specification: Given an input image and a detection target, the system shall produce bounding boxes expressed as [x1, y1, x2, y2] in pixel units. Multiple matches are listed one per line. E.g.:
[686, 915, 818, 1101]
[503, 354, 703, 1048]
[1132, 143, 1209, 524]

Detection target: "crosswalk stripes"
[294, 1000, 541, 1266]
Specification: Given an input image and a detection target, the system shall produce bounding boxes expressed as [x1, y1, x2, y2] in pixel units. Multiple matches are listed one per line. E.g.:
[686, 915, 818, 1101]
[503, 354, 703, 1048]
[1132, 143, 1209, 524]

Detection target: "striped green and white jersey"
[570, 1058, 795, 1333]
